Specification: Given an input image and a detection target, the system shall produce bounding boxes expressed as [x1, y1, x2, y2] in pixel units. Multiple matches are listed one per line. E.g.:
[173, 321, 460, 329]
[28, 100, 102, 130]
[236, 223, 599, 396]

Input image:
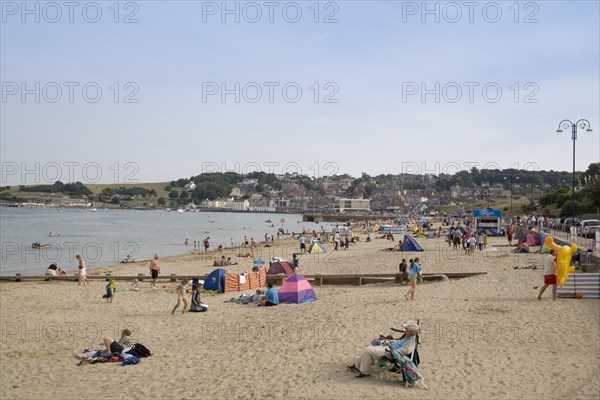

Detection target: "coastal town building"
[331, 198, 371, 212]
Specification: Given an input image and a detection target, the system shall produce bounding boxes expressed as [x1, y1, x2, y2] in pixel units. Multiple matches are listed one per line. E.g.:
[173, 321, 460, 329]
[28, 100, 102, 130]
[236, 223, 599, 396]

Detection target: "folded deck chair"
[377, 328, 427, 390]
[388, 338, 427, 390]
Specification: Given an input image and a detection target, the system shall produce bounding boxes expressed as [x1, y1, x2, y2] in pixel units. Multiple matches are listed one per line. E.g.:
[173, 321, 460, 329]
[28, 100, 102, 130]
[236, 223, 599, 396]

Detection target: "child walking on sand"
[405, 257, 422, 300]
[172, 279, 189, 315]
[106, 278, 116, 303]
[76, 255, 89, 287]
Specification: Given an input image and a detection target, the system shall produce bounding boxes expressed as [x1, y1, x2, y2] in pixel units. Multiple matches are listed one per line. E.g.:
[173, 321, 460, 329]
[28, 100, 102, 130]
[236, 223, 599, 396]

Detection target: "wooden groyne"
[0, 271, 487, 286]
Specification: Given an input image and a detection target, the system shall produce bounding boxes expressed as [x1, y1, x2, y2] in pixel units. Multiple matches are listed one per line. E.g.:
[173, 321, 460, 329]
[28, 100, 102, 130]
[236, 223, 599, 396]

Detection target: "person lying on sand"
[102, 329, 132, 355]
[121, 255, 135, 263]
[46, 263, 68, 276]
[512, 243, 529, 253]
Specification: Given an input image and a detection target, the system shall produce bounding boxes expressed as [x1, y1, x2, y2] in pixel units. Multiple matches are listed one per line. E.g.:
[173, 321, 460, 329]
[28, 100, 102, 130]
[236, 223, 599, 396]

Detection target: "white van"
[580, 219, 600, 238]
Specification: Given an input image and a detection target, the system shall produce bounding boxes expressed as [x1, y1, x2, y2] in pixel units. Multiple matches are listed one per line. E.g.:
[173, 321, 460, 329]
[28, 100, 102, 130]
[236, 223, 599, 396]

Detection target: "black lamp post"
[504, 176, 513, 214]
[515, 176, 520, 212]
[556, 119, 593, 223]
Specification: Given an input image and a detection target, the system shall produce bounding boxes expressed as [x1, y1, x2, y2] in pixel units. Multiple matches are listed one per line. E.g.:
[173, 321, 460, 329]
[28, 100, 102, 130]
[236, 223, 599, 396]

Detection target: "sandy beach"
[1, 233, 599, 400]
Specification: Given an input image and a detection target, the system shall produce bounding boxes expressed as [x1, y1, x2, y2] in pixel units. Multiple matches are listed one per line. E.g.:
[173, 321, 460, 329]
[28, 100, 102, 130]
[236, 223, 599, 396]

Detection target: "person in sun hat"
[347, 320, 420, 378]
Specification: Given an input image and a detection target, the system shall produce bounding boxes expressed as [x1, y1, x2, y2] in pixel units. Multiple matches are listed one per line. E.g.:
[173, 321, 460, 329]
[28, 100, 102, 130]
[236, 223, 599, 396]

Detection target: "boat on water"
[177, 209, 184, 213]
[265, 219, 272, 223]
[89, 195, 98, 211]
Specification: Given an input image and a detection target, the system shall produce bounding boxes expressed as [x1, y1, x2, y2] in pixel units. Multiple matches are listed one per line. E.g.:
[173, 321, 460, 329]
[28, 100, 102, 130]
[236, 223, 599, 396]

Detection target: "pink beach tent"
[267, 261, 294, 275]
[278, 274, 317, 304]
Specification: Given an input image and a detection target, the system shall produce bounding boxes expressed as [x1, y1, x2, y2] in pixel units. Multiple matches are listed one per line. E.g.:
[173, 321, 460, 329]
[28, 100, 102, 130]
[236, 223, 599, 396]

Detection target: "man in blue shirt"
[260, 282, 279, 306]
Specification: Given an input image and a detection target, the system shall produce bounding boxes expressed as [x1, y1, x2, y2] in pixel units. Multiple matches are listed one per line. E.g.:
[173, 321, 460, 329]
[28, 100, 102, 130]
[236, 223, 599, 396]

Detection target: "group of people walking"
[447, 226, 487, 253]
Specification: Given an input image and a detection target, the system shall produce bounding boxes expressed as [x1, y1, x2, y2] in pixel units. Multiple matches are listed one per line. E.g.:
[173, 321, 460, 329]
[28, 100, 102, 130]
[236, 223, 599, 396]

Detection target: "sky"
[1, 0, 599, 186]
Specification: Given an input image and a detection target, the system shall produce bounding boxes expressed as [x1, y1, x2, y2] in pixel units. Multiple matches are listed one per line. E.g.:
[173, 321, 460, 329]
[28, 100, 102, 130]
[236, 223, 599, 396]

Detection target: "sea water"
[0, 208, 328, 275]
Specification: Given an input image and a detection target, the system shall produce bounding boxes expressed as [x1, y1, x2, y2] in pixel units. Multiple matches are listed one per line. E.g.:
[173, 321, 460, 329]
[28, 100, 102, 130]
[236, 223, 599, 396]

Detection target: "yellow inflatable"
[543, 236, 577, 287]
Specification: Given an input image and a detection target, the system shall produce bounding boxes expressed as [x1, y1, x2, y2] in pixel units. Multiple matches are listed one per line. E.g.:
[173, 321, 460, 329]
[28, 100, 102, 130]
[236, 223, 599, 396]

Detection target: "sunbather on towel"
[347, 321, 419, 378]
[102, 329, 132, 355]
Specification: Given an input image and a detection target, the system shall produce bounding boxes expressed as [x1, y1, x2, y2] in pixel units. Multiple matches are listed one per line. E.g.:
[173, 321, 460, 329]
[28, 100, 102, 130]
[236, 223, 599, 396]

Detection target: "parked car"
[557, 218, 581, 232]
[580, 219, 600, 238]
[563, 218, 581, 227]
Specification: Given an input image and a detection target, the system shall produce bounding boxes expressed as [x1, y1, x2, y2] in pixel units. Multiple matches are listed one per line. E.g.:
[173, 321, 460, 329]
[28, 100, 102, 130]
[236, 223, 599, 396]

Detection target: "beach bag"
[131, 343, 152, 357]
[122, 356, 141, 366]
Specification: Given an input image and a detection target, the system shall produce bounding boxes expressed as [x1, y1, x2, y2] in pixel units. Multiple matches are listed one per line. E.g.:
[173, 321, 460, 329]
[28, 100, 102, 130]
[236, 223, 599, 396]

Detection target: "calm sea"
[0, 208, 327, 275]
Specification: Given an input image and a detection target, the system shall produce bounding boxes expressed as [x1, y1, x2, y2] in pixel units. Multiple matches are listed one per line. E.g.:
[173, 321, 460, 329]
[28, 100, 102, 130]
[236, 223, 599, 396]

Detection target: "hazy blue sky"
[1, 1, 599, 185]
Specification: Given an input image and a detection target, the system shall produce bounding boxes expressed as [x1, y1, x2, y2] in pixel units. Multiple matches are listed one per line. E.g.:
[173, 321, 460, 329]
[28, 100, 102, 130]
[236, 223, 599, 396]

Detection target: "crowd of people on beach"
[446, 225, 488, 253]
[54, 211, 585, 381]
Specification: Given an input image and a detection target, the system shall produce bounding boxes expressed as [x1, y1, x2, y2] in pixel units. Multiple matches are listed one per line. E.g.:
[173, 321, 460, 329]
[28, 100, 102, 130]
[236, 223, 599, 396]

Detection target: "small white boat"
[90, 208, 97, 212]
[177, 209, 184, 213]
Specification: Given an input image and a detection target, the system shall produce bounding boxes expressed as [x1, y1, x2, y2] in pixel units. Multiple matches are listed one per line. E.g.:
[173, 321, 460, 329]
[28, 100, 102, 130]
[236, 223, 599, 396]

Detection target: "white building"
[331, 198, 371, 212]
[201, 198, 248, 210]
[230, 199, 249, 211]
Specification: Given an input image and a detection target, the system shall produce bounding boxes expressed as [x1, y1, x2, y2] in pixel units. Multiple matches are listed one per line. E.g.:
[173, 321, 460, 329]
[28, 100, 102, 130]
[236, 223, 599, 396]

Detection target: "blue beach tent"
[204, 268, 226, 293]
[401, 235, 424, 252]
